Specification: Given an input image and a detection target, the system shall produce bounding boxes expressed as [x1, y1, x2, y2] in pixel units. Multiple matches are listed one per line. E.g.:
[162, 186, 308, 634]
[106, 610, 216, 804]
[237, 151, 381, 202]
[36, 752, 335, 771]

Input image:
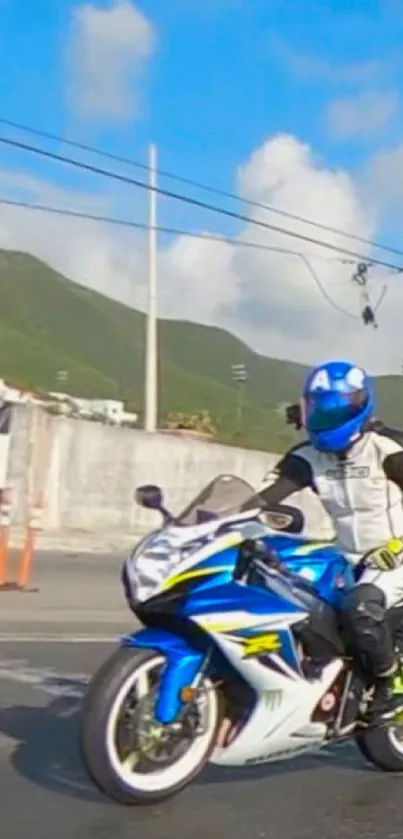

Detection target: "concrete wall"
[6, 405, 334, 540]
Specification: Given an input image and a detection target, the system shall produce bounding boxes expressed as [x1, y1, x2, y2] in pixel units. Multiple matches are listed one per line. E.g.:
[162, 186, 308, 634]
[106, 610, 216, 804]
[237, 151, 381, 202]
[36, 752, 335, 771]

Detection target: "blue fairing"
[122, 580, 309, 724]
[261, 534, 346, 592]
[122, 533, 355, 725]
[122, 579, 306, 724]
[179, 534, 350, 608]
[182, 579, 304, 618]
[174, 536, 342, 593]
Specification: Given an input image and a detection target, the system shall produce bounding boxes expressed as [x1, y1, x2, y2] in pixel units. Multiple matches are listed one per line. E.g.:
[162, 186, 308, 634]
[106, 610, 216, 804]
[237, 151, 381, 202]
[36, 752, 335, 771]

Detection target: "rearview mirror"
[135, 484, 164, 511]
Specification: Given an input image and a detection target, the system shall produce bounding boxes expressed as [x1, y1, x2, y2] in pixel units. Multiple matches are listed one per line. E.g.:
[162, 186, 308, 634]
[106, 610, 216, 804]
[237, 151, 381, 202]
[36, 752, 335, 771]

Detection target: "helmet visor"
[303, 389, 368, 433]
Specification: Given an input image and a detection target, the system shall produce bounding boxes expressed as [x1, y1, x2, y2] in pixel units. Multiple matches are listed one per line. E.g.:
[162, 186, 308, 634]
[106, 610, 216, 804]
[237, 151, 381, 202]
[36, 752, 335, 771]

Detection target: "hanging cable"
[1, 134, 403, 273]
[1, 115, 403, 261]
[0, 195, 359, 319]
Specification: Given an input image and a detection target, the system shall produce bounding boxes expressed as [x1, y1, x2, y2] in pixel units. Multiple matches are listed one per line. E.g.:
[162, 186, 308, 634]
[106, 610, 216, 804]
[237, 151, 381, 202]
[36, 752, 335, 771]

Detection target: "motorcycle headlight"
[128, 531, 168, 561]
[123, 531, 217, 608]
[128, 533, 209, 564]
[180, 537, 209, 561]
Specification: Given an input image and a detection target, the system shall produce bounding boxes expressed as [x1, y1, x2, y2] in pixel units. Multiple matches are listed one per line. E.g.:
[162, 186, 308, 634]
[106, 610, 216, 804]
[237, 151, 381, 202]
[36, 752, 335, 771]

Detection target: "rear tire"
[356, 724, 403, 772]
[79, 646, 221, 805]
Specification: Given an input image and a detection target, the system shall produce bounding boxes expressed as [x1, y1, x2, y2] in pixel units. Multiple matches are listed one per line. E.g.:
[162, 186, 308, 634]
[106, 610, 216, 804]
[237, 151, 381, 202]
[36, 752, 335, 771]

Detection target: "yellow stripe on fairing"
[161, 531, 241, 591]
[195, 618, 261, 632]
[219, 533, 243, 549]
[161, 565, 234, 591]
[292, 541, 333, 556]
[197, 623, 242, 632]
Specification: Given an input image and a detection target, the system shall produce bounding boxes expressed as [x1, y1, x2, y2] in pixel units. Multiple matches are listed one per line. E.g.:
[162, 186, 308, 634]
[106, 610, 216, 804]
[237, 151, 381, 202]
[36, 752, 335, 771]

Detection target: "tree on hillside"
[164, 410, 218, 437]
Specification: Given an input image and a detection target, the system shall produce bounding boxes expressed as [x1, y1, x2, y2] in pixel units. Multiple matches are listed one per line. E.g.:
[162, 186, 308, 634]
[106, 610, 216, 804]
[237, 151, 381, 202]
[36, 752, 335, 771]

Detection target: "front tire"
[79, 646, 221, 805]
[357, 722, 403, 772]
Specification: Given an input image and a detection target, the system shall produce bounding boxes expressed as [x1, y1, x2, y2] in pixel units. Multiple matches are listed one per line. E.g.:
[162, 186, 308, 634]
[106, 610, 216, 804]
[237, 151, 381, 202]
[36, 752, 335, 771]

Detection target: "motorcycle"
[80, 474, 403, 805]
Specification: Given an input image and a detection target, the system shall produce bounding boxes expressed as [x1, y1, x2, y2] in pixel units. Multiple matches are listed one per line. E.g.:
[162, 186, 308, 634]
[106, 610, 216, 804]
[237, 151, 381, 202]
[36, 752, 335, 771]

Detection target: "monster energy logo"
[263, 690, 283, 710]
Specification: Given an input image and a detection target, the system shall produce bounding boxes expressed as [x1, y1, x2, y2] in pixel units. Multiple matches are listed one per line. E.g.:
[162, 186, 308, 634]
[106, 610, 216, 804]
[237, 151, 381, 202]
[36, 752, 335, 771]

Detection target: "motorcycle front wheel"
[79, 646, 221, 805]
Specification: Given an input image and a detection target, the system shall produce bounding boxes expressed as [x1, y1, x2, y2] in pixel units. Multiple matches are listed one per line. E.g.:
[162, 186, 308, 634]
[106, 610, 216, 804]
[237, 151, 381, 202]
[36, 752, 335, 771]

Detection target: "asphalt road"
[0, 639, 403, 839]
[0, 550, 135, 634]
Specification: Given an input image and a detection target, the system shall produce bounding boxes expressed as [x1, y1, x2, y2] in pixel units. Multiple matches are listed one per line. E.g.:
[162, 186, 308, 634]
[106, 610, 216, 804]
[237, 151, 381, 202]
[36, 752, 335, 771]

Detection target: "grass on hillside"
[0, 248, 402, 450]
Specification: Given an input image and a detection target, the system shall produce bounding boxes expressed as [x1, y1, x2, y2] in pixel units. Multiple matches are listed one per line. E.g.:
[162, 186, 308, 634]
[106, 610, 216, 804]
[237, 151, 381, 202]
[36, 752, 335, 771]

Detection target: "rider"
[244, 360, 403, 724]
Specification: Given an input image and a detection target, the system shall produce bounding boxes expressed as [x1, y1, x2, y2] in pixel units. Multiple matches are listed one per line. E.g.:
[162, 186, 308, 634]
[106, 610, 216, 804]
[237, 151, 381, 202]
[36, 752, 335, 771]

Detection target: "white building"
[47, 392, 137, 425]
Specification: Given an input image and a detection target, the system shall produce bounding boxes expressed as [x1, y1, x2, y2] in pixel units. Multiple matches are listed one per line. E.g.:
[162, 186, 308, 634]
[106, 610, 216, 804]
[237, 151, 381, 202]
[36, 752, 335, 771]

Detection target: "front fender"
[121, 628, 204, 725]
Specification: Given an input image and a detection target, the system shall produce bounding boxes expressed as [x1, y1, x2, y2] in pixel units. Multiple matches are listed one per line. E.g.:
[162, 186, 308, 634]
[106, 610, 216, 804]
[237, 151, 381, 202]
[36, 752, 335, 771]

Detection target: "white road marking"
[0, 634, 120, 643]
[0, 658, 88, 699]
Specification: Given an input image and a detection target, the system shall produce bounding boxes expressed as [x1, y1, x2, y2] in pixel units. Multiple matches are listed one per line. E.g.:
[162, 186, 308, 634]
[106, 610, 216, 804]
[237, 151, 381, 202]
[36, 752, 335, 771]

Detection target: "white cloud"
[365, 144, 403, 213]
[67, 0, 155, 121]
[0, 134, 402, 375]
[268, 36, 386, 86]
[326, 91, 398, 139]
[158, 135, 388, 371]
[0, 172, 147, 306]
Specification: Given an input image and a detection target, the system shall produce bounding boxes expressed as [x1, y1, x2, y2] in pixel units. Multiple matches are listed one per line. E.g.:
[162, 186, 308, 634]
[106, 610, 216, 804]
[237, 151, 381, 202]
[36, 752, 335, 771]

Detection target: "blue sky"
[0, 0, 402, 208]
[0, 0, 402, 370]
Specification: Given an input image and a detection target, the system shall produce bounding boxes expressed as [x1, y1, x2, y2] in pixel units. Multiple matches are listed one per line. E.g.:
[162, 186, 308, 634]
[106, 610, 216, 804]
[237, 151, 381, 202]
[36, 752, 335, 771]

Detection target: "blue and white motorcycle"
[80, 474, 403, 805]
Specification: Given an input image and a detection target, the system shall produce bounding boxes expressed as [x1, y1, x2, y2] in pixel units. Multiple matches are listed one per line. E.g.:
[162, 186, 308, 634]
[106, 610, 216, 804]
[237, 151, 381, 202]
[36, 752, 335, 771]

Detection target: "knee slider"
[342, 584, 387, 626]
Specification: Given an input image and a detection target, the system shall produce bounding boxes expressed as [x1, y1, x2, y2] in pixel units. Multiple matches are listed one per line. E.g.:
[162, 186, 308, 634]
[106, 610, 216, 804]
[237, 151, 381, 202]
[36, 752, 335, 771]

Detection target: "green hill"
[0, 248, 401, 451]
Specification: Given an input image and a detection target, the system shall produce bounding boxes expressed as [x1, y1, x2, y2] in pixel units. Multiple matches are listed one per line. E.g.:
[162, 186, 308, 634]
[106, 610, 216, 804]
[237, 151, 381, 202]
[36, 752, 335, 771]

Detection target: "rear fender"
[121, 628, 204, 724]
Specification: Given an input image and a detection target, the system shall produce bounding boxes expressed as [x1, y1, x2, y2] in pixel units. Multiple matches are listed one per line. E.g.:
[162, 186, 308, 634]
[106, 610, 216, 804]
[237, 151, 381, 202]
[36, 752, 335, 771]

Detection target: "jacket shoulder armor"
[370, 420, 403, 452]
[287, 440, 312, 458]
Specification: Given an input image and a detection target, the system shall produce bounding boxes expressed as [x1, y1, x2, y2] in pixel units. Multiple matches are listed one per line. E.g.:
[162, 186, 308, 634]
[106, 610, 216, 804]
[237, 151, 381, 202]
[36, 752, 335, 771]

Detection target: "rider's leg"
[341, 566, 403, 721]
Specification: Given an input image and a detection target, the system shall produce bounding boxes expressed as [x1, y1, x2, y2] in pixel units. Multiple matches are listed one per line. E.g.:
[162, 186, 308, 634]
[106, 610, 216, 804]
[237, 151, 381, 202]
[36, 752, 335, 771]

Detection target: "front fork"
[122, 628, 212, 726]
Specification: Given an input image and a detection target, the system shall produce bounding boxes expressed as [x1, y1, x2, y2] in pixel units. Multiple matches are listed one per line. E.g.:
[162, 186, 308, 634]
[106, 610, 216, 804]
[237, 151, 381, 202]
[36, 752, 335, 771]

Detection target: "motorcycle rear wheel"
[356, 720, 403, 772]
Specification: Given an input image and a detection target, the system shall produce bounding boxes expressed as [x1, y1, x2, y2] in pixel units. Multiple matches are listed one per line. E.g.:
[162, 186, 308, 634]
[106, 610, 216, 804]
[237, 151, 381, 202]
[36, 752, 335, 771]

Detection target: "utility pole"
[231, 364, 247, 435]
[144, 143, 158, 432]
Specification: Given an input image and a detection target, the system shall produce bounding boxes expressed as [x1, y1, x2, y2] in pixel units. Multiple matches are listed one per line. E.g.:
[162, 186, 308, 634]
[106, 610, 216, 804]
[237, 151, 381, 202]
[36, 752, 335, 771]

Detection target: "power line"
[1, 133, 402, 274]
[0, 195, 359, 319]
[1, 115, 403, 262]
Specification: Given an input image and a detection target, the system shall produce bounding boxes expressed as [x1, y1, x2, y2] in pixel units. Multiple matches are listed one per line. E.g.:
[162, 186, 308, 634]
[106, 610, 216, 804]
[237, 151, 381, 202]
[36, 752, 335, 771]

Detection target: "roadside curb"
[0, 633, 121, 642]
[8, 529, 148, 554]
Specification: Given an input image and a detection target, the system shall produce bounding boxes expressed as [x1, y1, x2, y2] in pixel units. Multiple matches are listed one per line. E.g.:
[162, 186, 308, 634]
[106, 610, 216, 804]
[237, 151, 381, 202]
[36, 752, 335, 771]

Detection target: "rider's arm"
[240, 450, 315, 519]
[373, 423, 403, 490]
[383, 448, 403, 491]
[383, 449, 403, 491]
[259, 451, 316, 503]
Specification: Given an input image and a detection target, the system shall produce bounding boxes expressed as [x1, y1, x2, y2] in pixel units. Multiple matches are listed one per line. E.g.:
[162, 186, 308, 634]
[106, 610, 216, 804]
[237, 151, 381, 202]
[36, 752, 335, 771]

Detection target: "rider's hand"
[366, 538, 403, 571]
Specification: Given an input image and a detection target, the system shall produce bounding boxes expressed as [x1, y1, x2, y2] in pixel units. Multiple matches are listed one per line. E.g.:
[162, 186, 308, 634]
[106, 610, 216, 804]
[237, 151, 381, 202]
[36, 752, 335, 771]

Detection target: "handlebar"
[233, 537, 317, 596]
[233, 537, 283, 581]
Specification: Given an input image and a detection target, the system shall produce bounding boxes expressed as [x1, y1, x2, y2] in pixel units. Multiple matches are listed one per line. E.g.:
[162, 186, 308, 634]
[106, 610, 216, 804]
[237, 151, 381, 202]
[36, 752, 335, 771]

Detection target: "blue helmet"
[302, 360, 374, 453]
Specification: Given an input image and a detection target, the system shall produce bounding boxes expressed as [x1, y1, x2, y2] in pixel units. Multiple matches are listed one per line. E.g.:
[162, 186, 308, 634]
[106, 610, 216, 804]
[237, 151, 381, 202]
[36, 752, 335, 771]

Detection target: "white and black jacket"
[259, 422, 403, 562]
